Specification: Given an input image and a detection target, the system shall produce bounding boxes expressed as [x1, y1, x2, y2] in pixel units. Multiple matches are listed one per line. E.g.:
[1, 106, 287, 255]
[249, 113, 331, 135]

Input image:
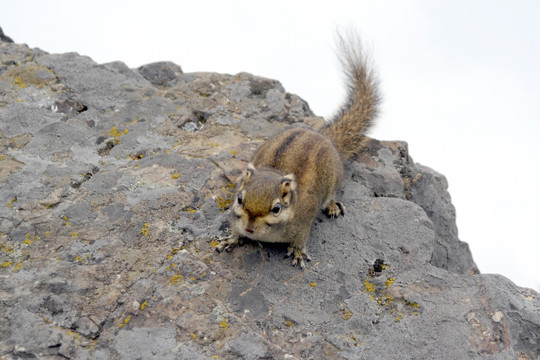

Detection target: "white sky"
[2, 0, 539, 291]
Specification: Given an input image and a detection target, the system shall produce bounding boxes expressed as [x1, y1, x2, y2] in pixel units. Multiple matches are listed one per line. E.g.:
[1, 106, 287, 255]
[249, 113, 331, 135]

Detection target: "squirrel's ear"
[279, 174, 296, 206]
[238, 163, 256, 188]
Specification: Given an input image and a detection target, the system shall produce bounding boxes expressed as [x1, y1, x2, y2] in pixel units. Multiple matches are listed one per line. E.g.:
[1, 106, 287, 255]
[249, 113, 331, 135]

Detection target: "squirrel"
[216, 33, 380, 268]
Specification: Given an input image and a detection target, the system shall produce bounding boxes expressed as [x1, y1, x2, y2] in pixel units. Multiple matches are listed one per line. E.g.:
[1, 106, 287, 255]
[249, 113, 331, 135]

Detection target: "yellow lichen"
[1, 261, 13, 267]
[109, 126, 123, 138]
[170, 274, 184, 285]
[405, 300, 421, 308]
[216, 197, 232, 212]
[140, 300, 148, 310]
[342, 308, 353, 320]
[385, 277, 395, 288]
[141, 223, 149, 236]
[75, 256, 82, 262]
[118, 315, 131, 328]
[66, 330, 81, 340]
[219, 319, 228, 329]
[210, 241, 220, 248]
[2, 245, 14, 253]
[70, 232, 78, 238]
[190, 332, 197, 339]
[13, 76, 27, 88]
[364, 279, 375, 293]
[6, 197, 17, 207]
[168, 140, 183, 152]
[171, 173, 180, 179]
[310, 282, 317, 287]
[23, 233, 33, 245]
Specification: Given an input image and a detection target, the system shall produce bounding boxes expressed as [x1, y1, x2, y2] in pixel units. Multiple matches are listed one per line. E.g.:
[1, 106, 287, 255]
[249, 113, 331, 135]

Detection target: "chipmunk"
[216, 33, 380, 267]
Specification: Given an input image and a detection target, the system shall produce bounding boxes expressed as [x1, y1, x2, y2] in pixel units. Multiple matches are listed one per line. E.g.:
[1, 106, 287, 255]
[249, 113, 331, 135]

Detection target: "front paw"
[215, 236, 240, 253]
[285, 246, 311, 268]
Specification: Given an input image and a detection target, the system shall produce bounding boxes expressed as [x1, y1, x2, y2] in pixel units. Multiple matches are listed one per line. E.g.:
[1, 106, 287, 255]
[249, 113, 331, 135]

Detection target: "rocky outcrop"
[1, 33, 538, 359]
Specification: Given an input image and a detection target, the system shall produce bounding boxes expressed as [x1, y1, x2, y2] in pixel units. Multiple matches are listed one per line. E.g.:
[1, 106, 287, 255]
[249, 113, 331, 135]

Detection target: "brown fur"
[322, 32, 380, 160]
[216, 33, 379, 267]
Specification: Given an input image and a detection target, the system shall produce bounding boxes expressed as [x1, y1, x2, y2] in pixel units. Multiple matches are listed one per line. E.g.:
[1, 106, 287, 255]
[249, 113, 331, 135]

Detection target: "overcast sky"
[2, 0, 539, 291]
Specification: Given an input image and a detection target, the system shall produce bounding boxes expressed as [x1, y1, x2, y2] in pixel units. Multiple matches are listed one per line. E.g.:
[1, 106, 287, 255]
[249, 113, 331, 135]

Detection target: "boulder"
[0, 37, 538, 359]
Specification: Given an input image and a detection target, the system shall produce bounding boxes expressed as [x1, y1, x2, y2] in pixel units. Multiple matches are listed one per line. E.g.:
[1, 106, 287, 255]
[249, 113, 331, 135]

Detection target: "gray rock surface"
[1, 38, 539, 359]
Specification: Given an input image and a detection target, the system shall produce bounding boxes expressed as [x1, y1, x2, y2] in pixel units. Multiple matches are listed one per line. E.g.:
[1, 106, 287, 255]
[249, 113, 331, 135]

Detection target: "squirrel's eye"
[237, 193, 243, 205]
[271, 203, 281, 214]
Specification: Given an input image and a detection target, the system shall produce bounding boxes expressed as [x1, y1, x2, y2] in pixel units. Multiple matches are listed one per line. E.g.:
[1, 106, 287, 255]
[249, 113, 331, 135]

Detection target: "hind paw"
[325, 201, 345, 218]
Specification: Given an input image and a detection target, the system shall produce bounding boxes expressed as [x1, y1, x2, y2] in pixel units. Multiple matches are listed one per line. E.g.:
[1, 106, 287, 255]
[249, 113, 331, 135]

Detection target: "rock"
[138, 61, 183, 86]
[0, 39, 538, 360]
[0, 27, 13, 43]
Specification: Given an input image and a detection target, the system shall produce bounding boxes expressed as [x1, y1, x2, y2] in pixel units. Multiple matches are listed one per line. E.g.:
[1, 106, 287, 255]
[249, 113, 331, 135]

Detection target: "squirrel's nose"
[245, 228, 254, 234]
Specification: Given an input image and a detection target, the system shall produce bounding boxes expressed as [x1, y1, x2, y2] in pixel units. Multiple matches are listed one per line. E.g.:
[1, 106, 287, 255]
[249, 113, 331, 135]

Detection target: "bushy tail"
[322, 32, 380, 160]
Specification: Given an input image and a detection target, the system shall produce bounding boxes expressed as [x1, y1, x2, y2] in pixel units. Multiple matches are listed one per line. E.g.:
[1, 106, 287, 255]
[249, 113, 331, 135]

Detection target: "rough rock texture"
[1, 34, 539, 359]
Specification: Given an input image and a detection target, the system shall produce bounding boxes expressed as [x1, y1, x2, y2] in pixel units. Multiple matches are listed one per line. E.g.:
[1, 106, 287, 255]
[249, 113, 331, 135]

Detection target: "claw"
[287, 246, 310, 268]
[215, 236, 239, 253]
[325, 201, 345, 218]
[286, 247, 293, 258]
